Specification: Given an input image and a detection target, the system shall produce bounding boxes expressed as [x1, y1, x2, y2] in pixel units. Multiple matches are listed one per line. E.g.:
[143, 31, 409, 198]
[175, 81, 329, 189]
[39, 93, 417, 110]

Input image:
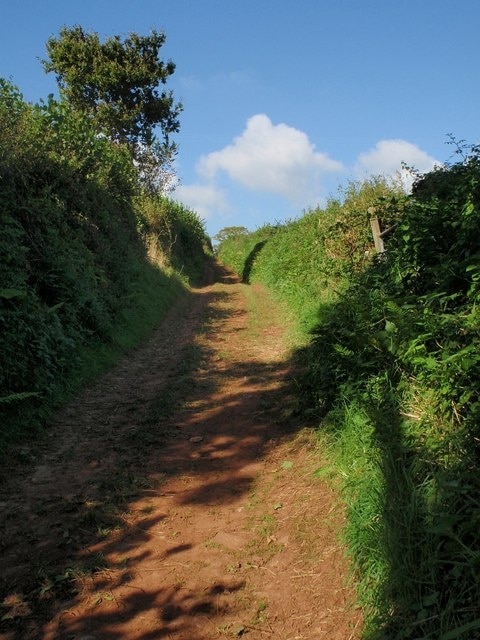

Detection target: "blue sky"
[1, 1, 479, 237]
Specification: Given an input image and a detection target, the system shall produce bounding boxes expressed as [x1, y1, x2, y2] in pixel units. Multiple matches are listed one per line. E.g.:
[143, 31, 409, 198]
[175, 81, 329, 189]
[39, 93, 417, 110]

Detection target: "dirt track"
[0, 263, 361, 639]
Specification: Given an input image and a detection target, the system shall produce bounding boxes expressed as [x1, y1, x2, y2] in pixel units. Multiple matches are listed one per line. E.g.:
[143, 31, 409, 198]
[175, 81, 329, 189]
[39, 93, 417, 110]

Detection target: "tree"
[42, 26, 182, 175]
[213, 226, 249, 245]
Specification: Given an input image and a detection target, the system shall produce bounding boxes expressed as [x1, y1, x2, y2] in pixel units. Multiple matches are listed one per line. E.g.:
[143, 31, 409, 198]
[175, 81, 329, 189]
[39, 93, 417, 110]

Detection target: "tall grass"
[216, 164, 480, 639]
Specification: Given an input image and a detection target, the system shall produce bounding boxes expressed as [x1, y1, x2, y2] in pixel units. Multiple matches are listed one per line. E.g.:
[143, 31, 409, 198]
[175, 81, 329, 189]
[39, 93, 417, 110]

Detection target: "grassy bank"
[216, 163, 480, 639]
[0, 79, 211, 451]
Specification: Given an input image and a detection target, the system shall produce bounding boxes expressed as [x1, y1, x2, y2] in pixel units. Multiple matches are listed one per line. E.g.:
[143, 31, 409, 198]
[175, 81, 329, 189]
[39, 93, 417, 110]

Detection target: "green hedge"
[217, 164, 480, 639]
[0, 79, 210, 448]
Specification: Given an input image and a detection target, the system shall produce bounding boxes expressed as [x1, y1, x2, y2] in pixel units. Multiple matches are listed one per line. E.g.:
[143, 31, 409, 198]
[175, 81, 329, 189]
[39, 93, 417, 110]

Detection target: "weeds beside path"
[0, 262, 361, 640]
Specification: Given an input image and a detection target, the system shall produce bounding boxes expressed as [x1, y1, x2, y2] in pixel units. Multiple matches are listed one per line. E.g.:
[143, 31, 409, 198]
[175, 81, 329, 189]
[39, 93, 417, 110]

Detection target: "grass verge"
[0, 260, 188, 456]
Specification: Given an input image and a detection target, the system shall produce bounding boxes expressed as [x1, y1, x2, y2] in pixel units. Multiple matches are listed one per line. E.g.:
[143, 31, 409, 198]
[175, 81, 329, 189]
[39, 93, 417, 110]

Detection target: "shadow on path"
[242, 241, 267, 284]
[0, 260, 307, 640]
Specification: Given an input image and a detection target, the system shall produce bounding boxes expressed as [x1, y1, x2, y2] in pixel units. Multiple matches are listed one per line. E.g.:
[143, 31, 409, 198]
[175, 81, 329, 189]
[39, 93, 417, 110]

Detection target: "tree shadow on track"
[52, 577, 247, 639]
[241, 240, 267, 284]
[0, 261, 304, 640]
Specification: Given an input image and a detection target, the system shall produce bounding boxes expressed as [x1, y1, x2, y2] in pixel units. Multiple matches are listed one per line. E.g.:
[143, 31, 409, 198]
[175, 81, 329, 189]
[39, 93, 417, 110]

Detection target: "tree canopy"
[42, 26, 182, 161]
[213, 226, 249, 245]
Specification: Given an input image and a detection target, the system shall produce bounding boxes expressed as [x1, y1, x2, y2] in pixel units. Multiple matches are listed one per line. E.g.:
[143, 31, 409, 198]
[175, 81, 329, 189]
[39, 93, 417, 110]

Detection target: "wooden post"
[370, 216, 385, 253]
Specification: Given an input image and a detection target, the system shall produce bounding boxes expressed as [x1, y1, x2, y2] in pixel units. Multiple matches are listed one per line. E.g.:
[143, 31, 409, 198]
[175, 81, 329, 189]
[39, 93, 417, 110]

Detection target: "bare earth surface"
[0, 263, 362, 640]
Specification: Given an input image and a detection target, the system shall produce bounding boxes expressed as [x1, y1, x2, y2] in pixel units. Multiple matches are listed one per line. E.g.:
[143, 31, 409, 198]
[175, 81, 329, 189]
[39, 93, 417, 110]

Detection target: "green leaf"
[0, 288, 26, 299]
[47, 301, 65, 313]
[0, 391, 41, 405]
[384, 320, 397, 333]
[281, 460, 294, 470]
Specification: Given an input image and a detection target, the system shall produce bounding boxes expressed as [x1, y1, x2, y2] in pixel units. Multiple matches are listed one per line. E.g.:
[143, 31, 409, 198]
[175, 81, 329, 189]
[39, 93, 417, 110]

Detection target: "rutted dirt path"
[0, 263, 361, 640]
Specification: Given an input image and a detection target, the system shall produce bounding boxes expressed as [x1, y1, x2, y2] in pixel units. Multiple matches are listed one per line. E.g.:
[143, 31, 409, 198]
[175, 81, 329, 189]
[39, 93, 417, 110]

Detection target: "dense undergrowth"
[217, 158, 480, 639]
[0, 79, 211, 451]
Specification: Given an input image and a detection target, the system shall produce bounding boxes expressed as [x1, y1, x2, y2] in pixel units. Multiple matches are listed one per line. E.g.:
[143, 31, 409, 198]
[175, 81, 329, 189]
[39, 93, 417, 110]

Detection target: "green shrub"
[136, 194, 211, 284]
[217, 177, 399, 332]
[302, 149, 480, 638]
[0, 80, 210, 448]
[217, 160, 480, 638]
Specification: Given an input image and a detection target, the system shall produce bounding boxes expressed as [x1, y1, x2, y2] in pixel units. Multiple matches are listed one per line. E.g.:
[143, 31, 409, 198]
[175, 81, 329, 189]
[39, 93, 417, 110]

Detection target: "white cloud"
[355, 139, 440, 189]
[173, 183, 230, 220]
[173, 124, 442, 233]
[197, 114, 344, 203]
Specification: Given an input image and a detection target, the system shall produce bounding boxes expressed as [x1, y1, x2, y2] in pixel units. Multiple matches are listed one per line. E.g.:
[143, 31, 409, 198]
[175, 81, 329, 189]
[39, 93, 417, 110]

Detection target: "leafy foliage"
[42, 26, 182, 192]
[0, 78, 209, 448]
[313, 149, 480, 638]
[137, 193, 212, 283]
[217, 158, 480, 639]
[213, 225, 249, 247]
[43, 26, 181, 149]
[217, 178, 398, 330]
